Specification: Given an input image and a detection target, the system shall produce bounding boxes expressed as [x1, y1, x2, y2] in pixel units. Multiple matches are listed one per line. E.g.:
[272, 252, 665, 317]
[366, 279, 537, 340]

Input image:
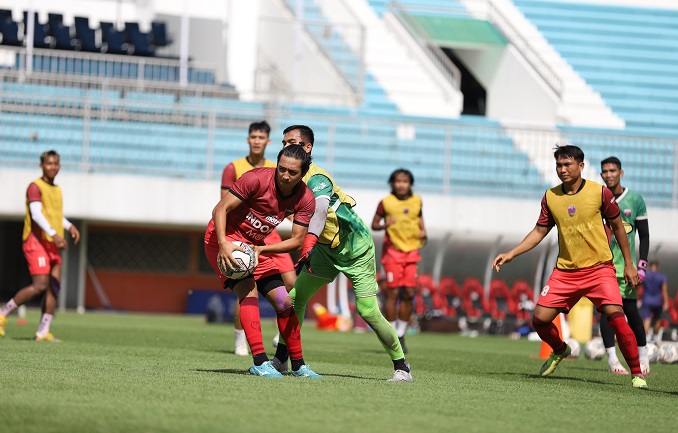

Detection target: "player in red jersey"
[205, 144, 321, 378]
[221, 121, 295, 356]
[371, 169, 426, 354]
[0, 150, 80, 341]
[492, 145, 647, 389]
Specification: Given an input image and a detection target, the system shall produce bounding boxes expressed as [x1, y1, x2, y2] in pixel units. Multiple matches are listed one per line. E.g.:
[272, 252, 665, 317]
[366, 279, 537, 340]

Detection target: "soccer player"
[272, 125, 412, 382]
[371, 168, 426, 353]
[221, 121, 295, 356]
[0, 150, 80, 341]
[641, 261, 669, 343]
[205, 144, 321, 378]
[598, 156, 650, 375]
[492, 145, 647, 389]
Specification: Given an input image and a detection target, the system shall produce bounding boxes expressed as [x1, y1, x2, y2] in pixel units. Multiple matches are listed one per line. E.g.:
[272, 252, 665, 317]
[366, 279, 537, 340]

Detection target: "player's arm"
[27, 187, 68, 249]
[608, 214, 639, 287]
[371, 201, 386, 231]
[255, 221, 309, 256]
[636, 218, 649, 283]
[418, 201, 427, 240]
[63, 217, 80, 245]
[661, 279, 670, 311]
[220, 163, 236, 199]
[492, 225, 550, 272]
[212, 190, 246, 271]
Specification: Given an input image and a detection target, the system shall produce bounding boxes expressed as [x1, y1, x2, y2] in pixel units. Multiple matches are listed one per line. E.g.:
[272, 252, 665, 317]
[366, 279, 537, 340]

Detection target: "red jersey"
[224, 167, 315, 244]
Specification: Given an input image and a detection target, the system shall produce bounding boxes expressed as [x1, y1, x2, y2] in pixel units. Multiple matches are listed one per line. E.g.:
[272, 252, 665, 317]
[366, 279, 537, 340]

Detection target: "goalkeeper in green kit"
[599, 156, 650, 375]
[271, 125, 412, 382]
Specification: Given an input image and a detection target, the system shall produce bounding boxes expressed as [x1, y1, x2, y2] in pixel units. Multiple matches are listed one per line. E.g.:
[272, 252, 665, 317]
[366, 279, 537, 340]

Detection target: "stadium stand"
[514, 0, 678, 136]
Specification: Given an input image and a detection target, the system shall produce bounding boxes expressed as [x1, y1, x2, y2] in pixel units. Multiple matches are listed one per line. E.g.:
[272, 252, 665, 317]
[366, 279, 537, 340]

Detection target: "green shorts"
[303, 241, 379, 298]
[618, 276, 638, 299]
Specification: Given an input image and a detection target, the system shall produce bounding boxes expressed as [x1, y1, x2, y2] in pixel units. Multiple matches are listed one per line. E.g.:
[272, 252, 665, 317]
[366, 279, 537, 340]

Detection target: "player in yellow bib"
[371, 169, 426, 353]
[0, 150, 80, 341]
[220, 121, 296, 356]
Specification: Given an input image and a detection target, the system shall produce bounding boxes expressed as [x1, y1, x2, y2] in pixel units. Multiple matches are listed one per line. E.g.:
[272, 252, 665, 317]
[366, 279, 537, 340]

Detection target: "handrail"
[388, 1, 462, 91]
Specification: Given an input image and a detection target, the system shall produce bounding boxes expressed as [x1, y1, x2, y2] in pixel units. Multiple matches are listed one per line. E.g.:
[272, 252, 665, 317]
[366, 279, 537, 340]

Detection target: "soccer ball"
[566, 338, 581, 358]
[217, 241, 256, 279]
[584, 338, 606, 360]
[646, 342, 660, 363]
[658, 343, 678, 364]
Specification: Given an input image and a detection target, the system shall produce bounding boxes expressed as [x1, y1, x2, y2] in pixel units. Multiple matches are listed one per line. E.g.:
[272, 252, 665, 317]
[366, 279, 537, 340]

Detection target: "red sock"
[607, 311, 641, 376]
[277, 308, 303, 361]
[533, 317, 567, 354]
[240, 297, 265, 356]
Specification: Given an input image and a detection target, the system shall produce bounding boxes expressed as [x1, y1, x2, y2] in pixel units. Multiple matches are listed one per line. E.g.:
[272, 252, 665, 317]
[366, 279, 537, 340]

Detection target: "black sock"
[274, 343, 289, 362]
[253, 353, 269, 366]
[393, 358, 409, 372]
[291, 358, 305, 372]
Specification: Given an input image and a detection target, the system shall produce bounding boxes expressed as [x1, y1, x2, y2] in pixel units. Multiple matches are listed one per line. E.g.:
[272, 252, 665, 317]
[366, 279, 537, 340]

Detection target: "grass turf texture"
[1, 310, 677, 433]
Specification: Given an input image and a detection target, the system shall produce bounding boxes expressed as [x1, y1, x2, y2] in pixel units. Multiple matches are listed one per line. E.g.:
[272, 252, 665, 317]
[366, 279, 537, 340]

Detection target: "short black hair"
[282, 125, 314, 145]
[40, 150, 60, 163]
[388, 168, 414, 195]
[553, 145, 584, 163]
[277, 143, 312, 175]
[249, 120, 271, 137]
[601, 156, 622, 170]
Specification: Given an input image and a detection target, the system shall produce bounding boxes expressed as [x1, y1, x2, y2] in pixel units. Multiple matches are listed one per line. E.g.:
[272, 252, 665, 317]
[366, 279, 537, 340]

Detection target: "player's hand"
[295, 234, 318, 275]
[52, 234, 68, 250]
[637, 260, 648, 284]
[492, 253, 513, 272]
[250, 245, 262, 268]
[69, 225, 80, 245]
[384, 216, 396, 227]
[624, 263, 639, 287]
[218, 242, 245, 273]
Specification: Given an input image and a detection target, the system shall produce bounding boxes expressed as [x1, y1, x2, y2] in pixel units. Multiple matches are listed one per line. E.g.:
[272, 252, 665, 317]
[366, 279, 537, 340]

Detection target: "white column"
[179, 0, 190, 87]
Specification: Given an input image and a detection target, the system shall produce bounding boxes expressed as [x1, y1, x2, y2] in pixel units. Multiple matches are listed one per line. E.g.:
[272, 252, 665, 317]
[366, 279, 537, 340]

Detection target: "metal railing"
[388, 2, 462, 92]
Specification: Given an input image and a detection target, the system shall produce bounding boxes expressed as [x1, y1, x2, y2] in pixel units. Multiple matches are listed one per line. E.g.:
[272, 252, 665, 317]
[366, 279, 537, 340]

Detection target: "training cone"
[17, 305, 27, 325]
[538, 314, 563, 359]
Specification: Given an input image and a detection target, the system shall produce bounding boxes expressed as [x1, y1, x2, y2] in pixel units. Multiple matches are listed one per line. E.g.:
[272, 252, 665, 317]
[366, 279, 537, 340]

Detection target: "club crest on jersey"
[403, 208, 410, 214]
[567, 206, 576, 216]
[623, 208, 632, 217]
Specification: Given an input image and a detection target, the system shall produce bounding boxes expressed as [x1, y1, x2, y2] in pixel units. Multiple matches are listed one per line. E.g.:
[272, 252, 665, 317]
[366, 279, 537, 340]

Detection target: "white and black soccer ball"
[658, 343, 678, 364]
[584, 337, 606, 360]
[646, 342, 660, 363]
[217, 241, 256, 280]
[566, 338, 581, 359]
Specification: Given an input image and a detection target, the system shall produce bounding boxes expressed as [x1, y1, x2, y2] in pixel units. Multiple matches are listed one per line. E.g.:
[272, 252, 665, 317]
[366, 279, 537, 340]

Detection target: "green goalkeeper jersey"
[610, 188, 647, 297]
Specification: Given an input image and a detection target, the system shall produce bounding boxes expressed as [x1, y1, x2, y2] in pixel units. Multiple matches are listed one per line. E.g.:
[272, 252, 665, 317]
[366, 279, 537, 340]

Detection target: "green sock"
[356, 295, 405, 360]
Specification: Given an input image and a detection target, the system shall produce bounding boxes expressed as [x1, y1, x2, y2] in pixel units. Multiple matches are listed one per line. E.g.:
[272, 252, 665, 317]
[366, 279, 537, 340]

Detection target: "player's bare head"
[249, 120, 271, 138]
[388, 168, 414, 196]
[277, 143, 312, 176]
[553, 145, 584, 163]
[40, 149, 60, 164]
[601, 156, 622, 171]
[282, 125, 314, 153]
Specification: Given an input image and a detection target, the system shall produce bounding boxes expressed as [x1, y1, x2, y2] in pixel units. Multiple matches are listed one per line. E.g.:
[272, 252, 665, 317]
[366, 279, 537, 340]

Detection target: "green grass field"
[1, 310, 677, 433]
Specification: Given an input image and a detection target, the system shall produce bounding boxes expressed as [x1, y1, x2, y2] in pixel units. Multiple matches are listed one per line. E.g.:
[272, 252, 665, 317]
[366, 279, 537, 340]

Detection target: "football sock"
[252, 353, 268, 366]
[239, 297, 265, 357]
[606, 347, 620, 365]
[532, 317, 567, 354]
[598, 312, 616, 348]
[390, 320, 397, 330]
[274, 341, 289, 363]
[396, 320, 408, 338]
[234, 328, 246, 345]
[291, 358, 305, 372]
[607, 311, 641, 376]
[277, 307, 302, 362]
[356, 295, 405, 361]
[393, 358, 410, 373]
[638, 345, 648, 365]
[0, 299, 18, 317]
[36, 313, 53, 337]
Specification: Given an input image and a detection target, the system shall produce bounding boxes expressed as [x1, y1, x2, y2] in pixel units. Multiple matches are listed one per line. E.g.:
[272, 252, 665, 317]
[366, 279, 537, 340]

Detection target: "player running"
[221, 121, 295, 356]
[204, 144, 320, 378]
[492, 145, 647, 389]
[598, 156, 651, 375]
[0, 150, 80, 342]
[371, 168, 427, 354]
[272, 125, 412, 382]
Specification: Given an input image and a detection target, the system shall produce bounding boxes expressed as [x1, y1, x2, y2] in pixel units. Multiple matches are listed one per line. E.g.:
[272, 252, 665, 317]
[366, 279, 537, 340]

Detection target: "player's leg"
[233, 302, 248, 356]
[258, 273, 321, 378]
[34, 263, 61, 343]
[622, 298, 649, 374]
[271, 259, 296, 348]
[395, 262, 417, 353]
[601, 304, 642, 377]
[599, 310, 627, 374]
[381, 259, 399, 323]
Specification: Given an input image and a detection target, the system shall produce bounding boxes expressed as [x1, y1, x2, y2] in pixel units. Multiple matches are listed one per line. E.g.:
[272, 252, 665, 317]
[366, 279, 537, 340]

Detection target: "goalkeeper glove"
[295, 234, 318, 275]
[637, 260, 648, 284]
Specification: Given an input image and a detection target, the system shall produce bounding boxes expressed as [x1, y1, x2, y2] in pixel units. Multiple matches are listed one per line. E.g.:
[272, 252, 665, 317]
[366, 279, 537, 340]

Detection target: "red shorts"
[538, 262, 622, 313]
[382, 249, 419, 289]
[204, 223, 289, 286]
[23, 233, 61, 275]
[263, 230, 294, 274]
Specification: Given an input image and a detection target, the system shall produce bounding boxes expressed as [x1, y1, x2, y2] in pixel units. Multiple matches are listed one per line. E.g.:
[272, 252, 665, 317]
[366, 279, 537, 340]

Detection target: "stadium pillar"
[25, 1, 35, 75]
[179, 0, 190, 87]
[431, 232, 452, 285]
[483, 235, 503, 299]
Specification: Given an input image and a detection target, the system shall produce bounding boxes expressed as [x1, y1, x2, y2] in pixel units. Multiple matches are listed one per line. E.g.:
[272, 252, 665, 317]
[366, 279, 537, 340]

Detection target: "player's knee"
[273, 286, 292, 312]
[401, 287, 416, 301]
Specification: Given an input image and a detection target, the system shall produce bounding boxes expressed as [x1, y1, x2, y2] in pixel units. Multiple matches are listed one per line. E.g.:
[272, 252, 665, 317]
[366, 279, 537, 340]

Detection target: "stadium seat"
[461, 277, 488, 320]
[414, 273, 443, 317]
[489, 279, 515, 321]
[0, 15, 21, 46]
[438, 276, 463, 318]
[151, 21, 171, 47]
[511, 280, 534, 325]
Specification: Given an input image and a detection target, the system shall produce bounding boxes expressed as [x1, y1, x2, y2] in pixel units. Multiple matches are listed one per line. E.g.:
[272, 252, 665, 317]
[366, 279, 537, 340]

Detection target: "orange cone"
[538, 314, 563, 359]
